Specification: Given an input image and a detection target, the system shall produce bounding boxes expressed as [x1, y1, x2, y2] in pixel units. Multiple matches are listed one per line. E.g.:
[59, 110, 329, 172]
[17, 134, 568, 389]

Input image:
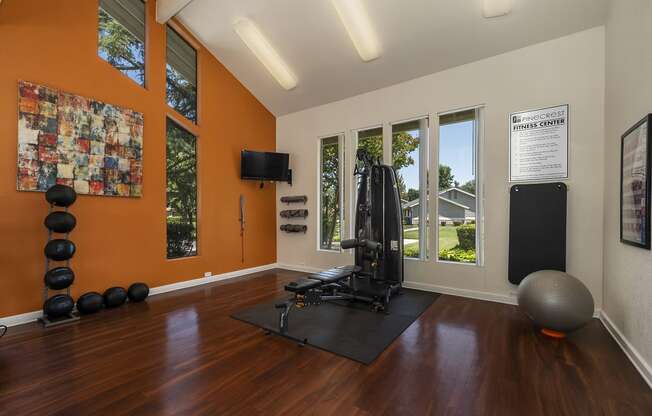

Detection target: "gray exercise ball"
[517, 270, 594, 337]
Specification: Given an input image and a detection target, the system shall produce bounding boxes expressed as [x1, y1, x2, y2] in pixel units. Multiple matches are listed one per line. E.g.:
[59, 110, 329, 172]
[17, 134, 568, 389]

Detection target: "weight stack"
[39, 185, 80, 327]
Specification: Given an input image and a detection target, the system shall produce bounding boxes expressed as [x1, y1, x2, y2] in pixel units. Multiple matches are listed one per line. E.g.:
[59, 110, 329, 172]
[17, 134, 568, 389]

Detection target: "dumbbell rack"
[39, 203, 79, 328]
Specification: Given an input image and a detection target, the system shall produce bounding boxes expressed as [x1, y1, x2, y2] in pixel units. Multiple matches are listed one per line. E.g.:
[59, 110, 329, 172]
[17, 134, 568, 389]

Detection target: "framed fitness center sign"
[509, 104, 569, 182]
[620, 114, 651, 249]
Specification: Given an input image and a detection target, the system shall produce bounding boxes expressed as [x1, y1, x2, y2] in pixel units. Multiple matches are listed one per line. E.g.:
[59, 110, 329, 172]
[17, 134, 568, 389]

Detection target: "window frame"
[349, 125, 384, 237]
[166, 21, 199, 124]
[433, 106, 484, 267]
[389, 115, 430, 261]
[317, 133, 345, 253]
[165, 116, 200, 260]
[97, 0, 148, 88]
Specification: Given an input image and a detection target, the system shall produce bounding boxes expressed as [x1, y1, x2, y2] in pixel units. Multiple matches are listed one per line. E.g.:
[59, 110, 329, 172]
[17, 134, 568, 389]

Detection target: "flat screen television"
[241, 150, 291, 183]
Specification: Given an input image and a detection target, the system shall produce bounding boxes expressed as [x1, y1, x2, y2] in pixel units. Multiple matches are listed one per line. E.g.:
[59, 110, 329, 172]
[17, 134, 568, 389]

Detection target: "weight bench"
[276, 266, 360, 336]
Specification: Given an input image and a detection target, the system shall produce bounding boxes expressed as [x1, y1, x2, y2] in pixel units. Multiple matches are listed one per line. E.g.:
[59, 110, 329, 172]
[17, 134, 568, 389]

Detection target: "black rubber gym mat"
[231, 288, 439, 364]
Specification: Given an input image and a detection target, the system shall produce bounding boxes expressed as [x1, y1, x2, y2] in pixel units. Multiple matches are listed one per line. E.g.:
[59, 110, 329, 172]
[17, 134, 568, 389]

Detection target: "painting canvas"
[620, 114, 651, 249]
[17, 81, 143, 197]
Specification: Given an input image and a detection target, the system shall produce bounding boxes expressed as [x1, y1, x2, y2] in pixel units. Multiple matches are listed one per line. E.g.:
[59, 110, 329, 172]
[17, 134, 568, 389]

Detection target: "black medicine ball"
[44, 211, 76, 233]
[44, 267, 75, 290]
[76, 292, 104, 315]
[45, 184, 77, 207]
[44, 239, 76, 261]
[103, 287, 127, 308]
[127, 283, 149, 302]
[43, 294, 74, 318]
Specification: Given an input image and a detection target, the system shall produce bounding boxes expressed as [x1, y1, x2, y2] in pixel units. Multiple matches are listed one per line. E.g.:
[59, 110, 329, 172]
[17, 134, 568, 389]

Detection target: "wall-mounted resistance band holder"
[508, 182, 567, 285]
[280, 195, 307, 204]
[280, 224, 307, 233]
[280, 209, 308, 219]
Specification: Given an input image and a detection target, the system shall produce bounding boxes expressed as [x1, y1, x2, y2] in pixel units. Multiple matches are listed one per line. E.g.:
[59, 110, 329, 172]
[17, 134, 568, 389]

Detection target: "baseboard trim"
[276, 263, 327, 274]
[0, 310, 43, 328]
[599, 311, 652, 389]
[403, 280, 518, 306]
[148, 263, 279, 296]
[0, 263, 279, 328]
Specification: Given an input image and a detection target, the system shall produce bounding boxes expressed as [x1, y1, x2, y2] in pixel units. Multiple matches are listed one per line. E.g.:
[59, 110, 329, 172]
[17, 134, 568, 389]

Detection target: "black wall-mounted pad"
[508, 182, 567, 285]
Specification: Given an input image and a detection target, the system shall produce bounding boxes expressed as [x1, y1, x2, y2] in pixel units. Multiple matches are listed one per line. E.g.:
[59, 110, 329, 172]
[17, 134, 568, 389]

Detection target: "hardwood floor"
[0, 269, 650, 416]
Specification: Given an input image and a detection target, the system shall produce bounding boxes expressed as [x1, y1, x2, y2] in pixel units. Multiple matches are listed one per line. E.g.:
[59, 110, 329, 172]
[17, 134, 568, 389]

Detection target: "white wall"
[277, 27, 605, 306]
[603, 0, 652, 372]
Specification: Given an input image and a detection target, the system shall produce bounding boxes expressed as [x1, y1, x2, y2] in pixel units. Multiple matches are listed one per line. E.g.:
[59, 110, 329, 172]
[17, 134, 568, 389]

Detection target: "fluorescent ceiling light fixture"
[331, 0, 381, 62]
[233, 18, 298, 90]
[483, 0, 512, 18]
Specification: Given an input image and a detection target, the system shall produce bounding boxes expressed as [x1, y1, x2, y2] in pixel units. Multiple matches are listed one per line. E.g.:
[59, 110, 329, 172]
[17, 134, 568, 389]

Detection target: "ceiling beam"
[156, 0, 195, 24]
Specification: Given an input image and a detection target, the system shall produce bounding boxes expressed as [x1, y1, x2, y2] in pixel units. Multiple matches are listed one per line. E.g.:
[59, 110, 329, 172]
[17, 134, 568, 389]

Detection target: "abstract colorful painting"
[17, 81, 143, 197]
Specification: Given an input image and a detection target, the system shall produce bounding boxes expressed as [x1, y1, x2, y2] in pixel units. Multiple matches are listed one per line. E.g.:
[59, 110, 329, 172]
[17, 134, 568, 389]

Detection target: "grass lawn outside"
[438, 225, 459, 250]
[403, 226, 419, 239]
[402, 225, 460, 249]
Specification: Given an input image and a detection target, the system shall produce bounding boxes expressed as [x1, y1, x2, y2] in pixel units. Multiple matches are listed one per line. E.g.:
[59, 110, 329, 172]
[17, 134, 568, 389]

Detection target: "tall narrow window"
[437, 109, 480, 264]
[98, 0, 146, 86]
[167, 26, 197, 122]
[356, 126, 383, 165]
[319, 135, 343, 251]
[166, 119, 198, 259]
[392, 118, 428, 259]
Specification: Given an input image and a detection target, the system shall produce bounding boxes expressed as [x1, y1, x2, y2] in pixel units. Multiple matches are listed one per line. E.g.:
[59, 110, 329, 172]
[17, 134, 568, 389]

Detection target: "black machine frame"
[274, 149, 404, 340]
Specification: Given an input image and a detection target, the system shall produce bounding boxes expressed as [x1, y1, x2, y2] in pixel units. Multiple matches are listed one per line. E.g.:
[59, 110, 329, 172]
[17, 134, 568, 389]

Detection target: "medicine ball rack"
[40, 185, 80, 327]
[280, 196, 308, 233]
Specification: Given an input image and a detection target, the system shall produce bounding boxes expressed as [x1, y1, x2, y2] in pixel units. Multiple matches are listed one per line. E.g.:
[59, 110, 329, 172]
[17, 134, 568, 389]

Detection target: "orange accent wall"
[0, 0, 277, 317]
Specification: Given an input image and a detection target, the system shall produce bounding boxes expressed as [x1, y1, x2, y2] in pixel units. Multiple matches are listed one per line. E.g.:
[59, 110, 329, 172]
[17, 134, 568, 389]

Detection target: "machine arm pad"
[341, 238, 381, 251]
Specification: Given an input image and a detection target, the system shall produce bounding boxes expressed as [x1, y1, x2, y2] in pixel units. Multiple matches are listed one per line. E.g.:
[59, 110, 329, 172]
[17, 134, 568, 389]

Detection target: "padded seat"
[308, 265, 358, 283]
[284, 278, 322, 293]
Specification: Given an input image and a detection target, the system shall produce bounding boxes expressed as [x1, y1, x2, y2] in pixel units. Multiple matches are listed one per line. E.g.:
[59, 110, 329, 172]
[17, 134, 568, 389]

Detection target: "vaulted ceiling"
[177, 0, 609, 116]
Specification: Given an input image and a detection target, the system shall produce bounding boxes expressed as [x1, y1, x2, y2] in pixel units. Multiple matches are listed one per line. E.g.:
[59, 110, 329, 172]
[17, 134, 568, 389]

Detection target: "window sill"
[166, 255, 200, 262]
[404, 256, 425, 262]
[317, 248, 342, 254]
[435, 259, 482, 267]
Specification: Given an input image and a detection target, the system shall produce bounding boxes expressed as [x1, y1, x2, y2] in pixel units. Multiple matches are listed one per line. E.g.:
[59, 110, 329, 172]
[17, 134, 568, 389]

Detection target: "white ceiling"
[178, 0, 608, 116]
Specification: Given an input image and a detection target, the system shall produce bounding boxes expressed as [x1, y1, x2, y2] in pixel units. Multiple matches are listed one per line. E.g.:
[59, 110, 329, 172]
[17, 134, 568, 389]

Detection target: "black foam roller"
[43, 294, 74, 318]
[44, 239, 76, 261]
[127, 283, 149, 302]
[103, 287, 127, 308]
[45, 185, 77, 207]
[76, 292, 104, 314]
[44, 211, 76, 233]
[44, 267, 75, 290]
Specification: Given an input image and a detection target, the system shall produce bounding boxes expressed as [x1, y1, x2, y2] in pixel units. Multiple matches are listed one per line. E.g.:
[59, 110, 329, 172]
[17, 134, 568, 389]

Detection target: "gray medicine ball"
[517, 270, 594, 334]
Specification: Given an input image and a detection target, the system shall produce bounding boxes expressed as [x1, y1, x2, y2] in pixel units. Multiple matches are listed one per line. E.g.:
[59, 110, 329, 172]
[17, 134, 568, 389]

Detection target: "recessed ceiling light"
[233, 18, 298, 91]
[331, 0, 381, 62]
[483, 0, 512, 18]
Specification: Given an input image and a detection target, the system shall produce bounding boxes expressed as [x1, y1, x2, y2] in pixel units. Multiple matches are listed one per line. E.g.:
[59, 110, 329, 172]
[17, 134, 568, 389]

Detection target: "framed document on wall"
[620, 114, 652, 249]
[509, 104, 569, 182]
